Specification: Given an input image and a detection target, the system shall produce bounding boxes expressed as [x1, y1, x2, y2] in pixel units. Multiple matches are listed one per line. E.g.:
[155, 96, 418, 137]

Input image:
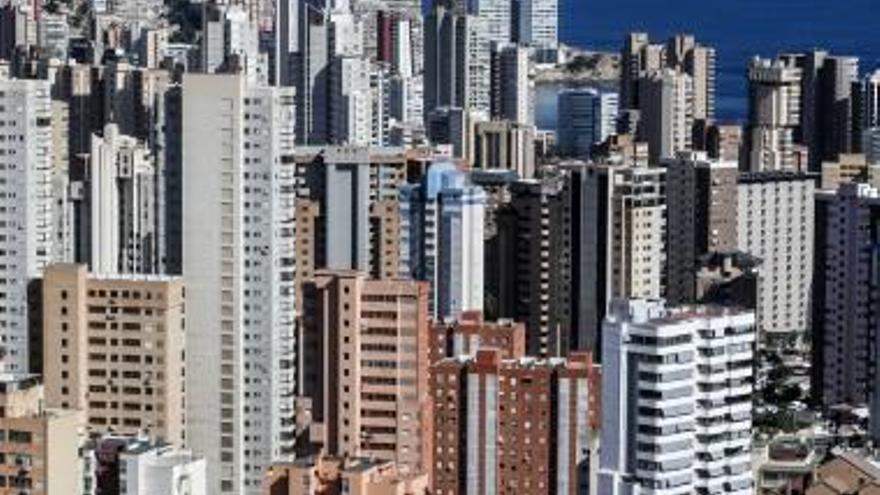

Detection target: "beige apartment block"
[41, 263, 185, 446]
[0, 375, 82, 495]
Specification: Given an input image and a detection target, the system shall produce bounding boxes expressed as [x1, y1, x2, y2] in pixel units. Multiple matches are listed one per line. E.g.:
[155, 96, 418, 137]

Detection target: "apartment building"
[41, 263, 184, 445]
[737, 171, 815, 347]
[297, 270, 431, 476]
[599, 299, 756, 495]
[431, 349, 601, 495]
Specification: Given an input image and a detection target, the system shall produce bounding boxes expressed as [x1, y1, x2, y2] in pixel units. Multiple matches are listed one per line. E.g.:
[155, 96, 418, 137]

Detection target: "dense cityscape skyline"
[1, 0, 880, 493]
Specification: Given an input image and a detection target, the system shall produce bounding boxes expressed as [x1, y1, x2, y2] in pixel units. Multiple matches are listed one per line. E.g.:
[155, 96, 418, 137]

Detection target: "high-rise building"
[513, 0, 558, 48]
[737, 171, 815, 347]
[619, 32, 714, 122]
[599, 299, 755, 495]
[293, 146, 408, 289]
[41, 263, 185, 446]
[619, 32, 659, 111]
[431, 348, 600, 495]
[746, 57, 803, 171]
[0, 77, 56, 374]
[665, 34, 715, 122]
[569, 162, 666, 354]
[637, 68, 695, 163]
[812, 184, 880, 416]
[797, 51, 859, 169]
[556, 88, 619, 158]
[470, 0, 512, 44]
[496, 172, 572, 356]
[182, 73, 297, 494]
[424, 6, 490, 117]
[664, 151, 739, 304]
[490, 43, 533, 126]
[88, 123, 158, 274]
[329, 57, 374, 146]
[400, 161, 485, 318]
[0, 376, 82, 494]
[296, 270, 431, 476]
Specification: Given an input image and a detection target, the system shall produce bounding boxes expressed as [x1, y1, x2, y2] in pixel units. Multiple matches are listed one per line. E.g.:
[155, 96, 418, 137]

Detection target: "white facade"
[89, 124, 156, 274]
[515, 0, 558, 47]
[400, 161, 485, 318]
[600, 298, 755, 495]
[737, 172, 814, 346]
[120, 446, 207, 495]
[557, 88, 618, 157]
[0, 78, 55, 373]
[182, 74, 296, 494]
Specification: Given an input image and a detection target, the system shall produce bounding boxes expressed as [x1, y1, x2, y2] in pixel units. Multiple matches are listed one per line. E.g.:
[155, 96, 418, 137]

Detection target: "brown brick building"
[40, 263, 185, 446]
[431, 349, 601, 495]
[296, 270, 431, 477]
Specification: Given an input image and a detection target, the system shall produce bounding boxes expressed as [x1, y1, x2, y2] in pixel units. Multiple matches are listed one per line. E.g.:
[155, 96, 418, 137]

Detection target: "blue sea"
[537, 0, 880, 129]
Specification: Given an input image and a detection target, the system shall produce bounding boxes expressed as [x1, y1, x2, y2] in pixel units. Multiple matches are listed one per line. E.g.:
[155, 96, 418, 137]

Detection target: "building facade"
[182, 73, 297, 494]
[599, 299, 755, 495]
[41, 263, 185, 446]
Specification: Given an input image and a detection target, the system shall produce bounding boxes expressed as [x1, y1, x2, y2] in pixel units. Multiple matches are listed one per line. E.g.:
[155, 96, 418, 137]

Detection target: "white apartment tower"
[737, 171, 814, 347]
[400, 161, 485, 319]
[600, 298, 755, 495]
[0, 77, 55, 373]
[182, 74, 297, 494]
[89, 123, 157, 274]
[747, 57, 803, 171]
[471, 0, 512, 45]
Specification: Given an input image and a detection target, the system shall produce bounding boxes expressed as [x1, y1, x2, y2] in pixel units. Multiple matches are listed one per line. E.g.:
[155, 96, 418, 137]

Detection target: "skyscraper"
[737, 171, 815, 347]
[570, 161, 666, 354]
[0, 77, 56, 374]
[88, 123, 158, 274]
[489, 43, 534, 126]
[182, 73, 297, 494]
[496, 172, 572, 356]
[637, 68, 695, 163]
[664, 151, 739, 304]
[556, 88, 619, 158]
[400, 161, 485, 318]
[424, 5, 490, 117]
[812, 183, 880, 413]
[600, 299, 755, 495]
[746, 57, 804, 171]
